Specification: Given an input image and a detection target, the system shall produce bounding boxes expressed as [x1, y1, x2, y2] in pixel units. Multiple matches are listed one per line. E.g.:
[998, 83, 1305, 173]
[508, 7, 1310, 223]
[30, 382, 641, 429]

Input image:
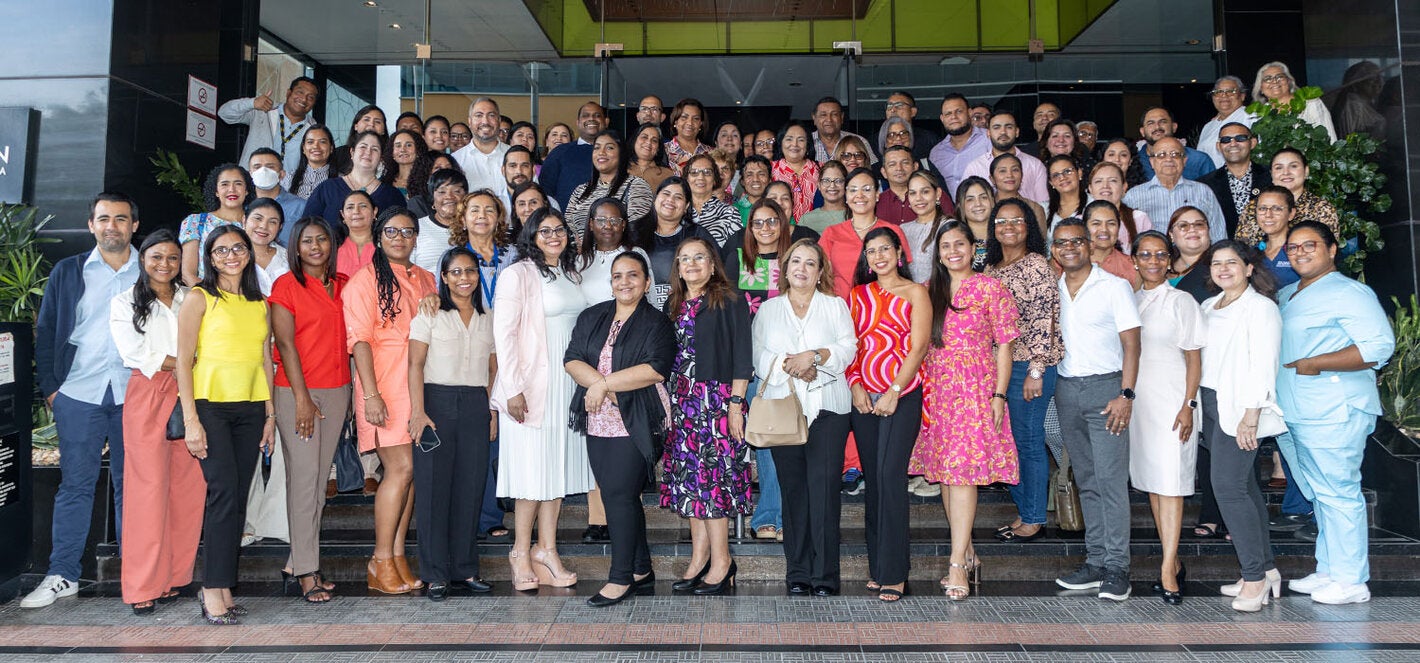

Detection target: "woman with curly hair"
[179, 163, 255, 285]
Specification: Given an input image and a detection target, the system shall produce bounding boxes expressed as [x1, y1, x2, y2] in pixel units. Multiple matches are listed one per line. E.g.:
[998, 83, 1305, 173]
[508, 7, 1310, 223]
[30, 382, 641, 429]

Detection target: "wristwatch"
[991, 393, 1008, 402]
[1186, 399, 1199, 409]
[890, 384, 903, 394]
[812, 350, 823, 366]
[728, 395, 745, 405]
[1029, 368, 1043, 379]
[1120, 388, 1136, 400]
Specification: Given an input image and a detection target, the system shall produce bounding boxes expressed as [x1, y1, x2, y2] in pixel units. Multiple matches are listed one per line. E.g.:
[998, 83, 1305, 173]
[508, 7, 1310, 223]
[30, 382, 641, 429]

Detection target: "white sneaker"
[20, 575, 78, 608]
[1289, 572, 1332, 595]
[1310, 581, 1370, 605]
[240, 534, 262, 547]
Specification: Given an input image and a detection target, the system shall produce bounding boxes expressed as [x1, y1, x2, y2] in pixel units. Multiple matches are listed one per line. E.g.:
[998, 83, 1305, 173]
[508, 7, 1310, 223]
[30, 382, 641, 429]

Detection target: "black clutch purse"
[165, 401, 185, 440]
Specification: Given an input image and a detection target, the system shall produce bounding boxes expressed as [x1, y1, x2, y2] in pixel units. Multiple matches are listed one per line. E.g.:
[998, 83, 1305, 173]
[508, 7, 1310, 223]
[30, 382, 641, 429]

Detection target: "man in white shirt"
[452, 97, 510, 198]
[1198, 76, 1256, 169]
[218, 77, 319, 174]
[1049, 219, 1141, 603]
[960, 111, 1050, 204]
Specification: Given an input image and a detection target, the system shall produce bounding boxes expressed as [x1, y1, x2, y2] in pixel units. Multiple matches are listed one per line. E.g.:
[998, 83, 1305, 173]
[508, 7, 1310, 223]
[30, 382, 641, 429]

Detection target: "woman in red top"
[336, 190, 379, 278]
[771, 121, 820, 221]
[269, 217, 351, 603]
[846, 226, 932, 603]
[818, 168, 911, 299]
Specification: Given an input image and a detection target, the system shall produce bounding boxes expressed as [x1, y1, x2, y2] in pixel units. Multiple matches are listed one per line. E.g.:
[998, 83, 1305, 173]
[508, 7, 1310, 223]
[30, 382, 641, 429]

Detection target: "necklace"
[347, 174, 376, 192]
[850, 217, 875, 235]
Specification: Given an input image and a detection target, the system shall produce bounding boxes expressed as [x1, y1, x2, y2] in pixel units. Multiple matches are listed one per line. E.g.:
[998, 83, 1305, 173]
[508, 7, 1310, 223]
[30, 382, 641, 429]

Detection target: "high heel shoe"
[1220, 568, 1281, 597]
[280, 570, 297, 596]
[198, 595, 239, 625]
[1231, 574, 1279, 612]
[693, 560, 737, 595]
[672, 561, 711, 592]
[1151, 562, 1187, 596]
[508, 550, 539, 592]
[530, 547, 578, 587]
[943, 559, 974, 601]
[366, 557, 412, 594]
[392, 556, 423, 590]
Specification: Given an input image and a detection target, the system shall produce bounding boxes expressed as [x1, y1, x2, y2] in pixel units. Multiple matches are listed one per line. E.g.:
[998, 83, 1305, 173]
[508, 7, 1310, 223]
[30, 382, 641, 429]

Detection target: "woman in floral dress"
[660, 237, 754, 595]
[910, 220, 1020, 600]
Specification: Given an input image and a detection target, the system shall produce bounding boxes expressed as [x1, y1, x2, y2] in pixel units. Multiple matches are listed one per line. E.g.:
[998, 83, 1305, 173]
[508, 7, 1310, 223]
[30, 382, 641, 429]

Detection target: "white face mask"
[250, 166, 281, 190]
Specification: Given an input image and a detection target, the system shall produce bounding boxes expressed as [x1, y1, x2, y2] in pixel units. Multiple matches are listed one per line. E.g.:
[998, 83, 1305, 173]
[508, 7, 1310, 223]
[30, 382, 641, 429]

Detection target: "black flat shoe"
[132, 601, 155, 616]
[693, 561, 737, 596]
[673, 563, 711, 592]
[458, 577, 493, 593]
[788, 581, 812, 595]
[582, 524, 610, 544]
[1161, 589, 1183, 605]
[631, 572, 656, 593]
[587, 590, 630, 607]
[996, 525, 1046, 542]
[427, 583, 448, 602]
[812, 585, 837, 597]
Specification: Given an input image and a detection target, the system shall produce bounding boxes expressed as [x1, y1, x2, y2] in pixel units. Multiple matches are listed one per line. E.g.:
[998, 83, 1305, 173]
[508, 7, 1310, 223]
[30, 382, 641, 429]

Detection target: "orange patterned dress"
[910, 274, 1022, 486]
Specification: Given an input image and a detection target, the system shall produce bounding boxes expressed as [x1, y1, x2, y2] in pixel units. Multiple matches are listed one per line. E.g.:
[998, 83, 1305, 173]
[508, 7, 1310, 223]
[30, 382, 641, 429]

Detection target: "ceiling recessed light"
[363, 1, 377, 6]
[389, 23, 401, 29]
[1186, 39, 1201, 45]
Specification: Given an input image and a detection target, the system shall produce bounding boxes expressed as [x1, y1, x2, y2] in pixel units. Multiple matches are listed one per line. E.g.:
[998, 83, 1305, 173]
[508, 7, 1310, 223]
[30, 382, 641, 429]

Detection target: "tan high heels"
[367, 557, 411, 594]
[531, 547, 578, 587]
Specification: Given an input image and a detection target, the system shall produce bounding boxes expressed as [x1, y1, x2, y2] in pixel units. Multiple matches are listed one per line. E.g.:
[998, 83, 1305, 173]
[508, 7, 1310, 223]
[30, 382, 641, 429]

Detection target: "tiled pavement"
[3, 581, 1420, 661]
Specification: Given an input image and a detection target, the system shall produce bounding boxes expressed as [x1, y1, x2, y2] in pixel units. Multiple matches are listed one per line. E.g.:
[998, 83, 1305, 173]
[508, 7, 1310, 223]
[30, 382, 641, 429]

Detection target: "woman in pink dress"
[910, 220, 1021, 601]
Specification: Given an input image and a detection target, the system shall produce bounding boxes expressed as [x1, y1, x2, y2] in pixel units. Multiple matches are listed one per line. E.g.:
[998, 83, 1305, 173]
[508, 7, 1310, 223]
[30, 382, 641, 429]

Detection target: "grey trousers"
[274, 385, 352, 575]
[1055, 371, 1131, 572]
[1200, 387, 1276, 581]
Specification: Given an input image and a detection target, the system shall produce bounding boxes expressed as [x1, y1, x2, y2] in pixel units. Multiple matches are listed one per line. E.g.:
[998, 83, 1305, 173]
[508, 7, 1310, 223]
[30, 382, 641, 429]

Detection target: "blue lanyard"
[471, 243, 501, 307]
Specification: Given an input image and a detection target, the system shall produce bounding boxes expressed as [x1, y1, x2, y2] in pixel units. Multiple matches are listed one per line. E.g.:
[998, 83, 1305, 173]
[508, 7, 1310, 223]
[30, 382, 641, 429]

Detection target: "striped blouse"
[846, 281, 921, 395]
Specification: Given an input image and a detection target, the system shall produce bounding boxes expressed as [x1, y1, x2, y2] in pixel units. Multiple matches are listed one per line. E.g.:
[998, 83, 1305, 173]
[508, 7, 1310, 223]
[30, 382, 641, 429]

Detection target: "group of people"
[21, 61, 1394, 620]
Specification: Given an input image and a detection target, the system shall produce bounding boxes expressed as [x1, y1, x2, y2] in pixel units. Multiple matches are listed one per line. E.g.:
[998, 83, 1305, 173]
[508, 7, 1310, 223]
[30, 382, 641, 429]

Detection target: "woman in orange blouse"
[846, 227, 932, 602]
[344, 207, 437, 594]
[1081, 201, 1141, 288]
[771, 121, 820, 221]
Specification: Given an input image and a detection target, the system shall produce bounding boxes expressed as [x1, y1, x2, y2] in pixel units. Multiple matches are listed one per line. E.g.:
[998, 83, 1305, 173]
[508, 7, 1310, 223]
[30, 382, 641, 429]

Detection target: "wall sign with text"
[0, 108, 39, 205]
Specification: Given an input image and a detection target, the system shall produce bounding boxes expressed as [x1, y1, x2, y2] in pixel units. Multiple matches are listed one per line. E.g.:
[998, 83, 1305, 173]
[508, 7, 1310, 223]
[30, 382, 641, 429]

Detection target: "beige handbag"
[745, 387, 808, 448]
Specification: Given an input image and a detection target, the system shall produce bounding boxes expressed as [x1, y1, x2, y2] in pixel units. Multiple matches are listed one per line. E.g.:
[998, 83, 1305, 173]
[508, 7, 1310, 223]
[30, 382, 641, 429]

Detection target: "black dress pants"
[414, 384, 491, 583]
[588, 434, 652, 585]
[195, 400, 265, 589]
[772, 410, 850, 591]
[849, 390, 923, 586]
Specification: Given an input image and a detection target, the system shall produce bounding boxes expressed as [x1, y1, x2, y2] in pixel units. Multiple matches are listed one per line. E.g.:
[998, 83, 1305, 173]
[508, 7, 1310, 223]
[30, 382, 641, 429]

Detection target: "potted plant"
[0, 203, 56, 462]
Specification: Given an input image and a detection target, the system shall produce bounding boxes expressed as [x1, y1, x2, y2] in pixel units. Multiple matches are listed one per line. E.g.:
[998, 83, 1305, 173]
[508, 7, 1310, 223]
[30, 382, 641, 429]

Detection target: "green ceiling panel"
[524, 0, 1114, 57]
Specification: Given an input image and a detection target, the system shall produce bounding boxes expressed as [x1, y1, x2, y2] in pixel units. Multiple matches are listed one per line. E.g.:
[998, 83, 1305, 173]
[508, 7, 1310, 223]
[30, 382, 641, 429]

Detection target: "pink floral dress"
[910, 273, 1022, 485]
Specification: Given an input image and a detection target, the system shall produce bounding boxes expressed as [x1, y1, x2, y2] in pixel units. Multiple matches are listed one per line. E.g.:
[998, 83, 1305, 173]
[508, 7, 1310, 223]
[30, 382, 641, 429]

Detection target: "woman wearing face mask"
[798, 161, 849, 234]
[1234, 148, 1339, 245]
[1086, 161, 1148, 253]
[306, 131, 407, 235]
[988, 153, 1048, 236]
[179, 164, 255, 286]
[287, 124, 336, 200]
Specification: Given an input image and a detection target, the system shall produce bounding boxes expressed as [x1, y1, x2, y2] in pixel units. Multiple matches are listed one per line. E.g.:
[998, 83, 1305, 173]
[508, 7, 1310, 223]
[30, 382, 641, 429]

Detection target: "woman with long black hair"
[175, 226, 275, 624]
[286, 124, 336, 200]
[564, 130, 653, 236]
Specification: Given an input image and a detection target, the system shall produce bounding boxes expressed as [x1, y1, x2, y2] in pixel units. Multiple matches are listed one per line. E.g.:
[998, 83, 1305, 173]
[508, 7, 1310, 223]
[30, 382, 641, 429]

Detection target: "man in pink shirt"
[961, 111, 1050, 205]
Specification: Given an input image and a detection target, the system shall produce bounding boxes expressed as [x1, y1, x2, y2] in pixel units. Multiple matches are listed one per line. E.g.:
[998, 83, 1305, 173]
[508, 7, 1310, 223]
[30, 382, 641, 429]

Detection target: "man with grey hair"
[1075, 120, 1100, 157]
[453, 96, 511, 197]
[1198, 76, 1256, 168]
[884, 90, 939, 164]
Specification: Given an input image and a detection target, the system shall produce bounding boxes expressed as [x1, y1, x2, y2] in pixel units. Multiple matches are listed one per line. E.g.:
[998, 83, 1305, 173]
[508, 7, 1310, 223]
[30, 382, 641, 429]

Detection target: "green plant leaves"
[1380, 295, 1420, 431]
[0, 204, 55, 324]
[149, 148, 205, 212]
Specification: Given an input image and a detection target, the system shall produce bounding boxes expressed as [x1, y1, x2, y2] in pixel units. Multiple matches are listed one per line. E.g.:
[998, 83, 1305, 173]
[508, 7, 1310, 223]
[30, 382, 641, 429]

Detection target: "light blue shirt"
[1277, 271, 1395, 424]
[59, 247, 140, 405]
[1122, 177, 1228, 243]
[274, 190, 307, 246]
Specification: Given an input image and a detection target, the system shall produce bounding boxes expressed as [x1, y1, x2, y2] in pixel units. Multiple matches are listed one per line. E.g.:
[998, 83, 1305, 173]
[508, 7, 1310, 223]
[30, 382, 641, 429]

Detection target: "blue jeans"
[1276, 432, 1314, 516]
[49, 389, 126, 581]
[747, 379, 782, 530]
[1005, 362, 1056, 526]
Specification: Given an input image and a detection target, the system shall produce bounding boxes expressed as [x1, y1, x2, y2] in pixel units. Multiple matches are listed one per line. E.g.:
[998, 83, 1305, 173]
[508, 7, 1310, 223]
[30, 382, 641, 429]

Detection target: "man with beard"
[1136, 107, 1214, 181]
[497, 146, 559, 214]
[540, 101, 608, 209]
[960, 111, 1050, 203]
[1198, 76, 1256, 169]
[453, 97, 512, 197]
[1015, 102, 1060, 157]
[24, 193, 142, 609]
[1196, 122, 1270, 237]
[928, 93, 991, 197]
[1123, 136, 1228, 242]
[219, 77, 319, 174]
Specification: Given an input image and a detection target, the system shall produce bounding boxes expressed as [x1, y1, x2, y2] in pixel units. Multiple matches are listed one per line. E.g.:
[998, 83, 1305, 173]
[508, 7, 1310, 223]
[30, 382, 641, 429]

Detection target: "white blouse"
[751, 290, 858, 425]
[410, 306, 495, 387]
[255, 244, 290, 296]
[578, 247, 654, 305]
[109, 286, 187, 378]
[1199, 286, 1286, 437]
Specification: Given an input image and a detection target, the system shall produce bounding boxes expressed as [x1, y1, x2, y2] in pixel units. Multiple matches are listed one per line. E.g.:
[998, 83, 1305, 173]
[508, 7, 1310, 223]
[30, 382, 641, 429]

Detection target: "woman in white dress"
[1127, 230, 1205, 606]
[491, 207, 594, 591]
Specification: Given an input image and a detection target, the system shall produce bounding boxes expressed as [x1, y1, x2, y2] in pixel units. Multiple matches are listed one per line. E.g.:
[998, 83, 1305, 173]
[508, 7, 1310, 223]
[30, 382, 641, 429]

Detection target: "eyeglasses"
[1149, 151, 1184, 160]
[382, 227, 416, 239]
[1284, 240, 1321, 255]
[1217, 134, 1253, 144]
[884, 101, 911, 111]
[839, 151, 866, 161]
[820, 177, 845, 186]
[444, 267, 478, 277]
[676, 253, 709, 264]
[1261, 74, 1289, 84]
[887, 130, 911, 140]
[1051, 237, 1087, 248]
[449, 132, 471, 139]
[536, 226, 568, 238]
[754, 139, 776, 147]
[1049, 168, 1076, 180]
[1173, 220, 1209, 231]
[211, 244, 249, 258]
[993, 217, 1026, 226]
[1135, 250, 1170, 261]
[750, 218, 781, 228]
[592, 216, 625, 227]
[1209, 88, 1242, 97]
[637, 105, 661, 113]
[1256, 205, 1290, 215]
[686, 168, 715, 177]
